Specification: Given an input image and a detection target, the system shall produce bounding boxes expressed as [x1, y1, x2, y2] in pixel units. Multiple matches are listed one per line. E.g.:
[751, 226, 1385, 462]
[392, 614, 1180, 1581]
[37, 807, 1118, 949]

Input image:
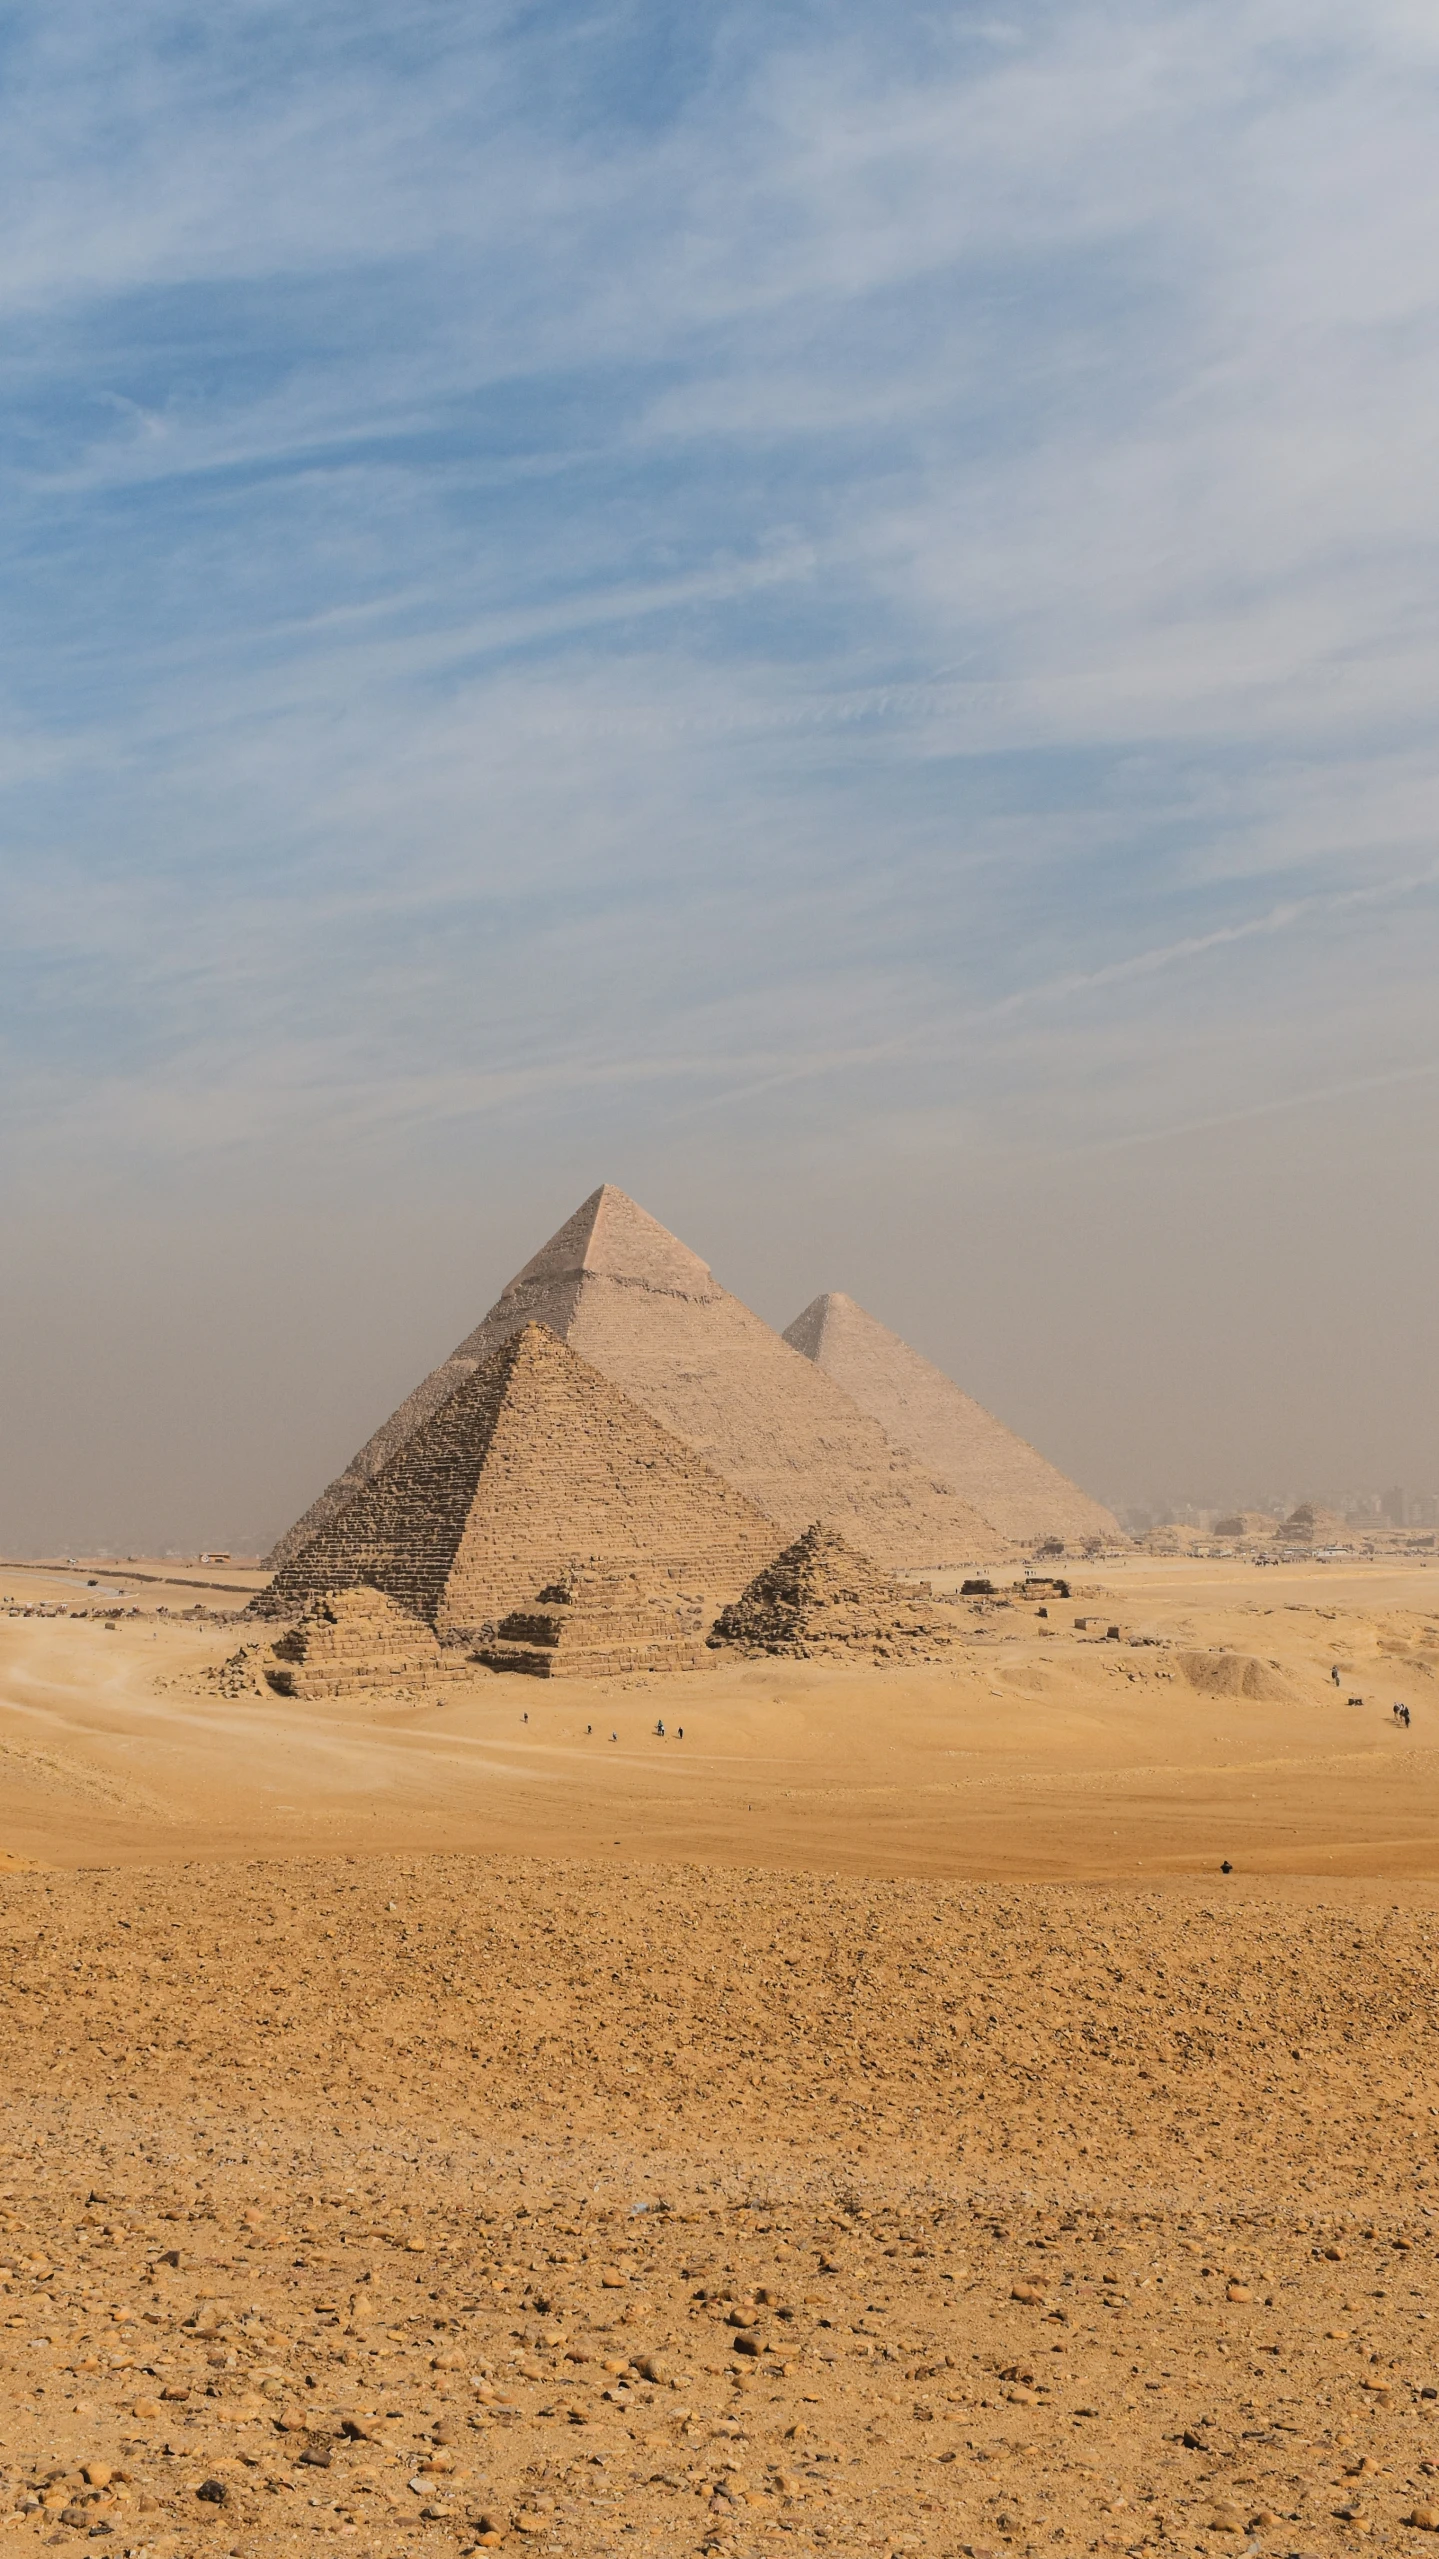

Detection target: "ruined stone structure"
[475, 1570, 712, 1679]
[262, 1587, 446, 1698]
[253, 1322, 780, 1639]
[268, 1187, 1008, 1576]
[782, 1291, 1123, 1551]
[709, 1520, 964, 1661]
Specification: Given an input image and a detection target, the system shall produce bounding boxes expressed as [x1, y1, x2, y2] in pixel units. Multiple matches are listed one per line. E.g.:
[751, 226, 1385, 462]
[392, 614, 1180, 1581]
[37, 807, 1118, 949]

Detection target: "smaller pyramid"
[1211, 1511, 1280, 1543]
[263, 1587, 446, 1699]
[783, 1292, 1123, 1550]
[1277, 1502, 1349, 1549]
[253, 1322, 779, 1639]
[476, 1571, 712, 1679]
[708, 1521, 963, 1661]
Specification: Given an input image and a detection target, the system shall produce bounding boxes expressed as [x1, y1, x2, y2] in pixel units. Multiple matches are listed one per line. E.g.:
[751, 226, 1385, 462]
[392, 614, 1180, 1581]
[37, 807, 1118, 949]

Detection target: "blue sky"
[3, 0, 1439, 1548]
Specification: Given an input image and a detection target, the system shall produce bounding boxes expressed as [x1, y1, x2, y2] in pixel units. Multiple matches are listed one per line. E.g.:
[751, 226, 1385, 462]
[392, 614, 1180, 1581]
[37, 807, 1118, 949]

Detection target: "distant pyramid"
[709, 1521, 963, 1660]
[254, 1322, 779, 1637]
[269, 1186, 1008, 1573]
[782, 1292, 1123, 1550]
[1277, 1502, 1348, 1549]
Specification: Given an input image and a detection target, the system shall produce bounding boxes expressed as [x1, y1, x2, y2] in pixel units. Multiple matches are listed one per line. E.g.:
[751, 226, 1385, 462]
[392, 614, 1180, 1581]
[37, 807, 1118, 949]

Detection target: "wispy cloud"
[4, 0, 1439, 1539]
[1066, 1053, 1439, 1158]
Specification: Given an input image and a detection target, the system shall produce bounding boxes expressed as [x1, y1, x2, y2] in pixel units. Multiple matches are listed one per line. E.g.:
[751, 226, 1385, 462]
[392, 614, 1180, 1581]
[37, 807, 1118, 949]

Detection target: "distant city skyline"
[1112, 1488, 1439, 1539]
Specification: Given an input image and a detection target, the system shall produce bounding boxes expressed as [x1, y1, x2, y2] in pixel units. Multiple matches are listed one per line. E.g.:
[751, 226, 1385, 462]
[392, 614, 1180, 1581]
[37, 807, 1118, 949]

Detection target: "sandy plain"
[1, 1556, 1438, 2559]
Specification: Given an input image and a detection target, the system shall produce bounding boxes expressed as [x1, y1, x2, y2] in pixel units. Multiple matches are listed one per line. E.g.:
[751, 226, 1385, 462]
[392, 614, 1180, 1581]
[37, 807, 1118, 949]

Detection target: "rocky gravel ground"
[1, 1859, 1438, 2559]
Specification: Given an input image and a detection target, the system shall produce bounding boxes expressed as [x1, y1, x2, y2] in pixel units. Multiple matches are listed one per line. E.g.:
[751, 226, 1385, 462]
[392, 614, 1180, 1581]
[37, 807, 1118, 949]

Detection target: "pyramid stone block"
[782, 1291, 1123, 1550]
[709, 1521, 963, 1660]
[254, 1322, 779, 1640]
[269, 1186, 1008, 1575]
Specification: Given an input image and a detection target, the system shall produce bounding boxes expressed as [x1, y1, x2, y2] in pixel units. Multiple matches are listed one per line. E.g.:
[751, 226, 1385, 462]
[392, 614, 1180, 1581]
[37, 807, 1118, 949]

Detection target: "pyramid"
[476, 1571, 712, 1679]
[253, 1322, 780, 1640]
[708, 1521, 963, 1660]
[1278, 1503, 1349, 1549]
[262, 1587, 447, 1698]
[782, 1292, 1123, 1550]
[268, 1186, 1009, 1574]
[1212, 1511, 1280, 1543]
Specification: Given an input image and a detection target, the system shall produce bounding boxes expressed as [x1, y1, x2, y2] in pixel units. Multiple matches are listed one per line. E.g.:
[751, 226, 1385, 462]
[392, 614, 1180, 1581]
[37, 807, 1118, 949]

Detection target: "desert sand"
[2, 1554, 1438, 2555]
[2, 1553, 1436, 1878]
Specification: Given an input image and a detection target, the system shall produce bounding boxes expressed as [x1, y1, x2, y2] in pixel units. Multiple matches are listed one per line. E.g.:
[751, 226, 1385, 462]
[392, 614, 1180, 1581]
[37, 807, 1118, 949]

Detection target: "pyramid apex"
[785, 1290, 906, 1360]
[509, 1318, 567, 1350]
[501, 1185, 718, 1303]
[781, 1293, 849, 1359]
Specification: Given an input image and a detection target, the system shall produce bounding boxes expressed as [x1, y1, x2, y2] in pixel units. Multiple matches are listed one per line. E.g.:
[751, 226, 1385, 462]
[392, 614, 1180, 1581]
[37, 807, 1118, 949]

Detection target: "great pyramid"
[253, 1321, 779, 1640]
[268, 1186, 1008, 1574]
[782, 1291, 1123, 1550]
[709, 1521, 963, 1661]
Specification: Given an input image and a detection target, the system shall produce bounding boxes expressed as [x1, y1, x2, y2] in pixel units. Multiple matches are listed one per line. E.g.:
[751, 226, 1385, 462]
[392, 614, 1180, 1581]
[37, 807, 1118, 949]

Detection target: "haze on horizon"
[2, 0, 1437, 1558]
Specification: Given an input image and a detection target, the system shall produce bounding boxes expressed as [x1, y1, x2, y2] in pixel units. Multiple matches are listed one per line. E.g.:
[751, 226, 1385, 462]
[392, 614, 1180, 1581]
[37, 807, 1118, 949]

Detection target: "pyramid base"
[477, 1637, 712, 1679]
[263, 1663, 446, 1699]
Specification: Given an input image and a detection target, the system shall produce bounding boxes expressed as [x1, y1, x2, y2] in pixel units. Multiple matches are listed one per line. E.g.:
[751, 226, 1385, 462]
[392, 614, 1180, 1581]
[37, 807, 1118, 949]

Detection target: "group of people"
[1329, 1664, 1413, 1726]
